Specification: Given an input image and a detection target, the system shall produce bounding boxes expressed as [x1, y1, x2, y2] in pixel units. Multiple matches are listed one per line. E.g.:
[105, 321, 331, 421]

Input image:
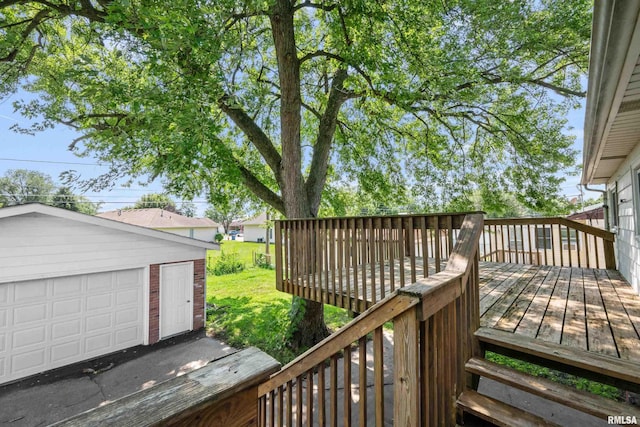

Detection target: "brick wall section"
[149, 264, 160, 344]
[148, 259, 206, 345]
[193, 259, 205, 330]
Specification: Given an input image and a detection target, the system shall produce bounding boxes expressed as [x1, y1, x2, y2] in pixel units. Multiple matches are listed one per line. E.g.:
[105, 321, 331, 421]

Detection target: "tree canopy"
[0, 0, 592, 348]
[131, 193, 177, 212]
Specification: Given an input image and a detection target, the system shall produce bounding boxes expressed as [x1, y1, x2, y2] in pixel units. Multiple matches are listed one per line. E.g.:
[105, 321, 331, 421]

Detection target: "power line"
[0, 157, 102, 166]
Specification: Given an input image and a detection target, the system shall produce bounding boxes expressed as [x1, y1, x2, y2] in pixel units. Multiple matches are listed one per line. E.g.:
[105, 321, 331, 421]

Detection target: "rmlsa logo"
[608, 415, 638, 425]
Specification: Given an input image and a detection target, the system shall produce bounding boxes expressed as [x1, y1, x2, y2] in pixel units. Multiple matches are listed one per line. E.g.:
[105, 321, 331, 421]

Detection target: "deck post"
[604, 239, 616, 270]
[394, 305, 421, 426]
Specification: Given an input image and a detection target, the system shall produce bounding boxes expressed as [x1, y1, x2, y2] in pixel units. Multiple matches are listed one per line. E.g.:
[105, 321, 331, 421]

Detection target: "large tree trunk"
[270, 0, 330, 350]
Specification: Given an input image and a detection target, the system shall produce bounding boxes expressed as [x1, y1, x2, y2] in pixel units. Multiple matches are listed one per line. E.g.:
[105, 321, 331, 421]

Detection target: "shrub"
[210, 251, 245, 276]
[253, 252, 273, 269]
[214, 233, 224, 243]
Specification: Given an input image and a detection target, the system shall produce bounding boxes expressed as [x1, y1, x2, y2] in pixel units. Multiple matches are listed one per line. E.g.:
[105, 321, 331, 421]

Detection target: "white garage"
[0, 204, 217, 386]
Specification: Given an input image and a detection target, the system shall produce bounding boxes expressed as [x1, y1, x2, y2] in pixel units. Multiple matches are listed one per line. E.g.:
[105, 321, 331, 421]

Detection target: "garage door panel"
[13, 325, 46, 349]
[52, 320, 82, 340]
[85, 333, 112, 354]
[86, 293, 113, 311]
[13, 281, 46, 302]
[86, 313, 113, 333]
[116, 326, 141, 345]
[116, 308, 139, 325]
[52, 298, 82, 317]
[0, 268, 144, 385]
[51, 341, 82, 363]
[13, 304, 46, 324]
[116, 289, 138, 305]
[12, 349, 45, 373]
[86, 272, 112, 291]
[52, 276, 82, 296]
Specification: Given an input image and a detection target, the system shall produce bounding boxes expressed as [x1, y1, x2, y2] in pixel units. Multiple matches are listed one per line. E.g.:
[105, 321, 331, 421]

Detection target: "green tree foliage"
[133, 193, 177, 212]
[0, 169, 55, 206]
[0, 0, 591, 348]
[179, 201, 197, 217]
[205, 186, 257, 233]
[52, 186, 100, 215]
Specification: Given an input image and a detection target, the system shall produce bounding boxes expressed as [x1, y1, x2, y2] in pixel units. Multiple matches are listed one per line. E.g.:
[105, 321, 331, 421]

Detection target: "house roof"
[0, 204, 218, 250]
[96, 208, 219, 229]
[582, 1, 640, 185]
[240, 212, 268, 226]
[567, 204, 605, 221]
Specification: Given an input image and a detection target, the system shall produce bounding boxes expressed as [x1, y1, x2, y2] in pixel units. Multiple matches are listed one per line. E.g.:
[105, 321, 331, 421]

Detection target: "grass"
[205, 241, 350, 364]
[486, 351, 623, 401]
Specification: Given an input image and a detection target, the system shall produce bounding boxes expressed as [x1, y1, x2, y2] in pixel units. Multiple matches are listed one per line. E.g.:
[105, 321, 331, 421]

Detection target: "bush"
[214, 233, 224, 243]
[253, 252, 273, 269]
[210, 251, 245, 276]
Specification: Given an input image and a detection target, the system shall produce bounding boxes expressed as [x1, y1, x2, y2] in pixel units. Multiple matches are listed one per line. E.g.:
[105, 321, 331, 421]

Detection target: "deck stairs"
[456, 327, 640, 425]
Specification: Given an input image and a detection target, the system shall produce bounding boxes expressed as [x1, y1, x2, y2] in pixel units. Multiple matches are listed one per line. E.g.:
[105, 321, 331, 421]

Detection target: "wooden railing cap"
[53, 347, 280, 427]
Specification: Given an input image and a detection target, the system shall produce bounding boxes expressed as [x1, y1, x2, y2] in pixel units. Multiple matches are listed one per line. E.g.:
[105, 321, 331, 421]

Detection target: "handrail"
[258, 213, 484, 426]
[482, 217, 615, 269]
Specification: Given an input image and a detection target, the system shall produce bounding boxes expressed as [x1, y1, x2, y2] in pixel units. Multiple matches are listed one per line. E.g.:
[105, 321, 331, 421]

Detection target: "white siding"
[607, 141, 640, 294]
[0, 213, 206, 284]
[243, 225, 267, 242]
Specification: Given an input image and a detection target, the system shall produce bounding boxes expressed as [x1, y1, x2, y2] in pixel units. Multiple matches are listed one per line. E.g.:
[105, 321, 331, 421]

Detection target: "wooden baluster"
[278, 385, 284, 427]
[296, 375, 303, 427]
[446, 215, 454, 259]
[420, 215, 429, 277]
[550, 223, 557, 266]
[376, 218, 385, 299]
[567, 225, 573, 268]
[506, 224, 512, 263]
[330, 355, 338, 427]
[387, 217, 395, 292]
[409, 217, 417, 283]
[360, 218, 367, 307]
[269, 390, 275, 427]
[287, 380, 293, 427]
[345, 219, 352, 311]
[306, 369, 313, 427]
[276, 221, 283, 292]
[558, 224, 564, 267]
[317, 363, 325, 427]
[519, 224, 524, 263]
[369, 217, 376, 305]
[359, 337, 368, 427]
[338, 220, 345, 309]
[374, 327, 385, 427]
[311, 220, 317, 302]
[594, 234, 600, 269]
[343, 346, 352, 426]
[434, 217, 441, 272]
[397, 217, 406, 286]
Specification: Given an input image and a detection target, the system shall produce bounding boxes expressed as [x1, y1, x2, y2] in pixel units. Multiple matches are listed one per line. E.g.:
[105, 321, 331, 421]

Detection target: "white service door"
[0, 269, 144, 385]
[160, 262, 193, 339]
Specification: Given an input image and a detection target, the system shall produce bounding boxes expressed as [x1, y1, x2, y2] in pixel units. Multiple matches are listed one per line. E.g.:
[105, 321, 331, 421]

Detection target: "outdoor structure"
[240, 212, 272, 243]
[567, 204, 605, 229]
[0, 204, 217, 386]
[97, 208, 221, 242]
[583, 1, 640, 293]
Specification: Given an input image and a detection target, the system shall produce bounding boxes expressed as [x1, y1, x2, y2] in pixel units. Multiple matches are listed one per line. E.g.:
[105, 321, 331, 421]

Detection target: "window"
[561, 228, 578, 250]
[610, 185, 619, 229]
[536, 227, 552, 249]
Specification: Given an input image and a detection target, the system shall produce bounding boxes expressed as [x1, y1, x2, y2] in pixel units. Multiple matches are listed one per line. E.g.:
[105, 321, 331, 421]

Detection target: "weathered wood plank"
[515, 266, 561, 338]
[583, 269, 618, 357]
[394, 307, 420, 427]
[494, 266, 551, 333]
[594, 269, 640, 360]
[457, 390, 559, 427]
[55, 348, 279, 427]
[561, 268, 587, 350]
[537, 267, 571, 344]
[481, 265, 539, 326]
[466, 357, 640, 421]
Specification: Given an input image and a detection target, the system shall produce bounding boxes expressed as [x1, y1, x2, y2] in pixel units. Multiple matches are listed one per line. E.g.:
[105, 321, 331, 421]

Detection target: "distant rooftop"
[96, 208, 218, 229]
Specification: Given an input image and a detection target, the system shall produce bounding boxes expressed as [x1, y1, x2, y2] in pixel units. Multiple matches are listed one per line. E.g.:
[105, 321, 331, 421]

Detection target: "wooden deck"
[286, 259, 640, 361]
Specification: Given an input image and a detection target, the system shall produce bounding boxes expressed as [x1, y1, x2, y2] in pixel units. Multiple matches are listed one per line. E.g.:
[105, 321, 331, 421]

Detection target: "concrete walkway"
[0, 335, 235, 426]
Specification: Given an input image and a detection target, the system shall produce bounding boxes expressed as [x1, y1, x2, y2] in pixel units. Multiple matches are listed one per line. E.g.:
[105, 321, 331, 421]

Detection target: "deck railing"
[481, 217, 615, 269]
[275, 213, 474, 312]
[260, 213, 483, 426]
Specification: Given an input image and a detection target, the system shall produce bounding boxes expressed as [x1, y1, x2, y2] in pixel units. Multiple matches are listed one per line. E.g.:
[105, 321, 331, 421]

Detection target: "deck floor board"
[285, 260, 640, 362]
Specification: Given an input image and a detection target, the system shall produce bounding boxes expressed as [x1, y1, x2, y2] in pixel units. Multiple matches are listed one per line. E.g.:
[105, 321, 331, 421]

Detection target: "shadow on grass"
[207, 296, 297, 364]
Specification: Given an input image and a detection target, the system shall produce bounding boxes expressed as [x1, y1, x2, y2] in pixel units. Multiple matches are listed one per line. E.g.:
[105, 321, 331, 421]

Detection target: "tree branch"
[217, 94, 283, 186]
[293, 1, 338, 12]
[306, 68, 349, 214]
[236, 162, 285, 214]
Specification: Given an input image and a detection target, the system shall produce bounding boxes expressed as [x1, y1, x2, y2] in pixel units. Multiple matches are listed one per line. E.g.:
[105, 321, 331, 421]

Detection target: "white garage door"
[0, 268, 144, 385]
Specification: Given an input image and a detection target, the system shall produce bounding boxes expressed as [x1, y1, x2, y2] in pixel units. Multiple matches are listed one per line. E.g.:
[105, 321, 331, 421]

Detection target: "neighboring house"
[97, 208, 221, 241]
[567, 204, 606, 229]
[0, 203, 218, 386]
[240, 212, 273, 243]
[582, 1, 640, 293]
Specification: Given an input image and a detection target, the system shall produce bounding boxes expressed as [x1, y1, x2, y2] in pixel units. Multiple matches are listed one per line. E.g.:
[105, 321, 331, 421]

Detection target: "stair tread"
[457, 390, 559, 427]
[466, 357, 640, 420]
[475, 327, 640, 385]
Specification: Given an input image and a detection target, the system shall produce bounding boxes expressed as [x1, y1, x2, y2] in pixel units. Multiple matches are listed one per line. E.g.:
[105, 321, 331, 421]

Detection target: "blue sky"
[0, 92, 602, 215]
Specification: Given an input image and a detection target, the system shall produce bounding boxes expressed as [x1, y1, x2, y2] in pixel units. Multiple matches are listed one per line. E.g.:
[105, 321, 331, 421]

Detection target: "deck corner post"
[393, 304, 421, 426]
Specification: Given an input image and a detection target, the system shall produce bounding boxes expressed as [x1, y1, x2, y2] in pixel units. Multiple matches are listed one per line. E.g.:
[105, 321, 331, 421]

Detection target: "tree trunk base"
[288, 296, 330, 351]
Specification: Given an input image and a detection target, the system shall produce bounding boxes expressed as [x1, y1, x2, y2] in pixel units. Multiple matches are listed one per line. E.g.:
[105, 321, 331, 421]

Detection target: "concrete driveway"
[0, 333, 236, 426]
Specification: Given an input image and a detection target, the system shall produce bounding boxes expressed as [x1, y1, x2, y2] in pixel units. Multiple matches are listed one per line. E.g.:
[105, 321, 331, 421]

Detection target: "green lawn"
[205, 241, 350, 364]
